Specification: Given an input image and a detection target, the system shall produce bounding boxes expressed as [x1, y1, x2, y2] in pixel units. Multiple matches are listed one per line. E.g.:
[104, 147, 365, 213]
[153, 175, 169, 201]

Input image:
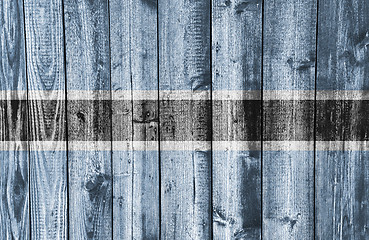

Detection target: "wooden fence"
[0, 0, 368, 239]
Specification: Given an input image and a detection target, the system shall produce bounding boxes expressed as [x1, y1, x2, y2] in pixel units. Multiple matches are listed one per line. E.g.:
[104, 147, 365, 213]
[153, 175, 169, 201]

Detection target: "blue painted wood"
[109, 0, 159, 238]
[0, 150, 29, 240]
[212, 0, 262, 239]
[262, 0, 317, 239]
[29, 151, 68, 239]
[263, 151, 314, 239]
[158, 0, 212, 238]
[63, 0, 112, 238]
[316, 0, 369, 91]
[2, 0, 369, 238]
[0, 1, 29, 237]
[24, 0, 68, 238]
[212, 151, 261, 239]
[316, 151, 369, 239]
[316, 0, 369, 239]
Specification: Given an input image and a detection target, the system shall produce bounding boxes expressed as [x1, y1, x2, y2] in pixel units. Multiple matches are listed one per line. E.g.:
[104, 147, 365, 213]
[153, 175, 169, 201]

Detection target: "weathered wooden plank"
[316, 0, 369, 238]
[316, 100, 369, 140]
[262, 0, 317, 239]
[110, 0, 159, 238]
[109, 0, 133, 237]
[212, 0, 262, 239]
[159, 0, 212, 238]
[24, 0, 67, 238]
[63, 0, 112, 238]
[0, 0, 28, 94]
[0, 150, 29, 240]
[0, 1, 29, 239]
[316, 151, 369, 239]
[264, 100, 314, 141]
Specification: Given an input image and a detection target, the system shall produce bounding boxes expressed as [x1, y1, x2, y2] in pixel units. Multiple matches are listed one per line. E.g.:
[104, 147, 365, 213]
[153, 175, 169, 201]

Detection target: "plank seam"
[261, 0, 265, 238]
[60, 0, 69, 238]
[314, 0, 319, 238]
[21, 0, 31, 238]
[157, 0, 162, 238]
[129, 2, 135, 238]
[107, 0, 114, 238]
[209, 0, 213, 239]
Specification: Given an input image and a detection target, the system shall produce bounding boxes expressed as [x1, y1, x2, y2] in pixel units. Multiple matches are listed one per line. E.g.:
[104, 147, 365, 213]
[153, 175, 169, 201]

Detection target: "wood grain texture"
[0, 150, 29, 240]
[159, 0, 212, 239]
[110, 0, 159, 238]
[262, 0, 317, 239]
[212, 0, 262, 239]
[63, 0, 112, 239]
[316, 0, 369, 239]
[0, 1, 29, 239]
[109, 0, 134, 238]
[129, 0, 159, 238]
[24, 0, 67, 238]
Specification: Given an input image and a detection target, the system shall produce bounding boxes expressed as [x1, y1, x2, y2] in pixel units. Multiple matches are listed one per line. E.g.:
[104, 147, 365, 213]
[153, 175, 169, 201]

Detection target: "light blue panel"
[0, 150, 29, 239]
[316, 78, 369, 90]
[212, 150, 261, 235]
[262, 150, 314, 238]
[63, 0, 110, 91]
[0, 0, 27, 91]
[160, 150, 211, 238]
[68, 150, 111, 239]
[315, 150, 369, 239]
[112, 150, 159, 239]
[29, 150, 67, 239]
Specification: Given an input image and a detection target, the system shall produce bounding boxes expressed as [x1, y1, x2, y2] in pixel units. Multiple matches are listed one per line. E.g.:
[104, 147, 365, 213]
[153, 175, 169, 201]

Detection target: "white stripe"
[3, 90, 369, 100]
[212, 90, 261, 100]
[5, 90, 369, 100]
[159, 90, 210, 100]
[112, 90, 158, 100]
[68, 90, 111, 100]
[0, 141, 28, 151]
[212, 141, 261, 151]
[263, 90, 314, 100]
[27, 90, 65, 100]
[316, 141, 369, 151]
[316, 90, 369, 100]
[160, 141, 211, 151]
[3, 141, 369, 151]
[0, 90, 27, 100]
[263, 141, 314, 151]
[113, 141, 159, 150]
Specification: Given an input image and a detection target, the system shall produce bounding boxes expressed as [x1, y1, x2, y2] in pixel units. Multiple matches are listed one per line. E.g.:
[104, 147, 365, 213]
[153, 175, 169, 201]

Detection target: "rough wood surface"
[0, 2, 29, 239]
[24, 0, 68, 239]
[159, 0, 212, 239]
[110, 0, 159, 238]
[262, 0, 317, 239]
[0, 150, 29, 240]
[109, 0, 134, 238]
[2, 0, 369, 238]
[212, 0, 262, 239]
[63, 0, 112, 239]
[316, 0, 369, 239]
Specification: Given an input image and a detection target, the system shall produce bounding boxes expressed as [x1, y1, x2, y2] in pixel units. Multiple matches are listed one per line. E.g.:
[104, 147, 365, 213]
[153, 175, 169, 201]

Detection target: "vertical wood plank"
[0, 1, 29, 239]
[159, 0, 212, 239]
[212, 0, 262, 239]
[63, 0, 112, 239]
[262, 0, 317, 239]
[316, 0, 369, 238]
[24, 0, 67, 238]
[110, 0, 159, 238]
[109, 0, 133, 238]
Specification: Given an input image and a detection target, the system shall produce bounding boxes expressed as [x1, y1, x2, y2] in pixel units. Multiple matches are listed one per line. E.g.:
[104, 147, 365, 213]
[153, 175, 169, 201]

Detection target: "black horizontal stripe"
[2, 100, 369, 141]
